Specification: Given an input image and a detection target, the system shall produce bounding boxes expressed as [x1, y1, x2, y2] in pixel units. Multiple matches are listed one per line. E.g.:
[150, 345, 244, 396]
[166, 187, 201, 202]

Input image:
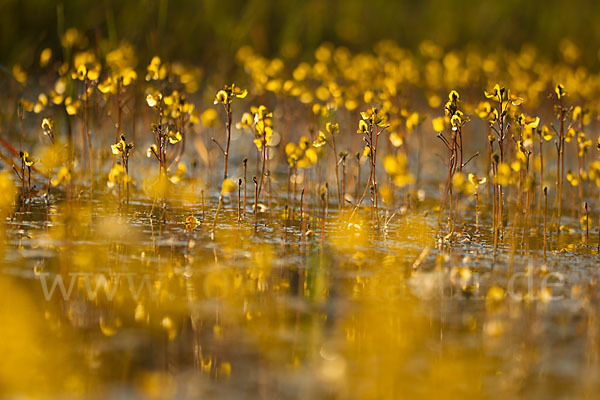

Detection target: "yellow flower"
[450, 114, 462, 130]
[107, 164, 128, 188]
[76, 64, 87, 80]
[285, 142, 301, 167]
[98, 77, 115, 94]
[565, 127, 575, 143]
[214, 90, 228, 105]
[19, 99, 34, 112]
[12, 64, 27, 84]
[111, 143, 122, 155]
[167, 130, 182, 144]
[448, 90, 459, 102]
[201, 108, 218, 127]
[406, 112, 420, 132]
[65, 96, 80, 115]
[231, 84, 248, 99]
[384, 153, 414, 187]
[325, 122, 339, 135]
[313, 130, 327, 148]
[468, 173, 487, 188]
[363, 145, 372, 158]
[484, 84, 503, 100]
[572, 106, 582, 121]
[122, 68, 137, 86]
[517, 114, 540, 129]
[0, 171, 16, 213]
[475, 101, 498, 123]
[541, 125, 554, 141]
[146, 56, 163, 80]
[555, 83, 566, 100]
[389, 132, 404, 147]
[452, 172, 468, 193]
[40, 48, 52, 67]
[495, 162, 513, 186]
[20, 151, 35, 167]
[432, 116, 447, 132]
[111, 135, 133, 156]
[169, 162, 187, 184]
[590, 161, 600, 186]
[299, 136, 311, 150]
[221, 178, 237, 195]
[52, 167, 71, 186]
[87, 64, 100, 80]
[41, 118, 54, 134]
[253, 138, 264, 151]
[147, 144, 158, 158]
[302, 148, 318, 166]
[236, 112, 253, 129]
[357, 119, 369, 134]
[146, 93, 161, 108]
[33, 93, 48, 114]
[566, 169, 579, 186]
[214, 84, 247, 106]
[312, 103, 325, 116]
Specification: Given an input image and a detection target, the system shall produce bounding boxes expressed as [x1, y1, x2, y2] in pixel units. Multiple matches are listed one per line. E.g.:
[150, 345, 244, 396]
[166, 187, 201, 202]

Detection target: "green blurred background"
[1, 0, 600, 68]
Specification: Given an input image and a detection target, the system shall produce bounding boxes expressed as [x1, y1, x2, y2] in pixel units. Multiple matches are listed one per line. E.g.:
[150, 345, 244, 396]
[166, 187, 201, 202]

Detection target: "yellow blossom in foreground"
[0, 171, 16, 214]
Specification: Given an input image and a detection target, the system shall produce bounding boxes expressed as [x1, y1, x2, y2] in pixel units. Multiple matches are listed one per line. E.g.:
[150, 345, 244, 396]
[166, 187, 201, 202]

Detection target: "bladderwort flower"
[41, 118, 55, 142]
[248, 105, 273, 206]
[14, 151, 36, 203]
[349, 107, 389, 226]
[51, 167, 71, 188]
[20, 151, 35, 167]
[70, 53, 101, 184]
[551, 83, 569, 235]
[436, 90, 470, 233]
[214, 84, 248, 180]
[111, 134, 134, 206]
[319, 122, 344, 213]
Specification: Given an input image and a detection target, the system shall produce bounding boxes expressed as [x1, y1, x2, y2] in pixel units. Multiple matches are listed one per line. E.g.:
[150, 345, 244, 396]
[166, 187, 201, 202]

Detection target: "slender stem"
[253, 176, 258, 231]
[243, 158, 247, 219]
[300, 188, 305, 234]
[372, 125, 380, 226]
[84, 78, 93, 188]
[212, 193, 224, 234]
[201, 190, 205, 220]
[341, 155, 346, 213]
[544, 187, 548, 260]
[331, 135, 341, 213]
[539, 138, 544, 216]
[475, 191, 479, 233]
[585, 202, 589, 245]
[556, 102, 565, 237]
[223, 101, 232, 180]
[356, 153, 360, 202]
[238, 179, 242, 222]
[257, 145, 266, 205]
[21, 160, 25, 206]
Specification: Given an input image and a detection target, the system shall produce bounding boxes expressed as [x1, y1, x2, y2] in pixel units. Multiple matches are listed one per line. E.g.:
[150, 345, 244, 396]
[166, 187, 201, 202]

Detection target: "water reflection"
[1, 192, 599, 399]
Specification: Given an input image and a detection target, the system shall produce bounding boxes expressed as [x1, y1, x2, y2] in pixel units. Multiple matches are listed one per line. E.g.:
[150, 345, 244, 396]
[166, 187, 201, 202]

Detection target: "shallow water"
[1, 186, 599, 399]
